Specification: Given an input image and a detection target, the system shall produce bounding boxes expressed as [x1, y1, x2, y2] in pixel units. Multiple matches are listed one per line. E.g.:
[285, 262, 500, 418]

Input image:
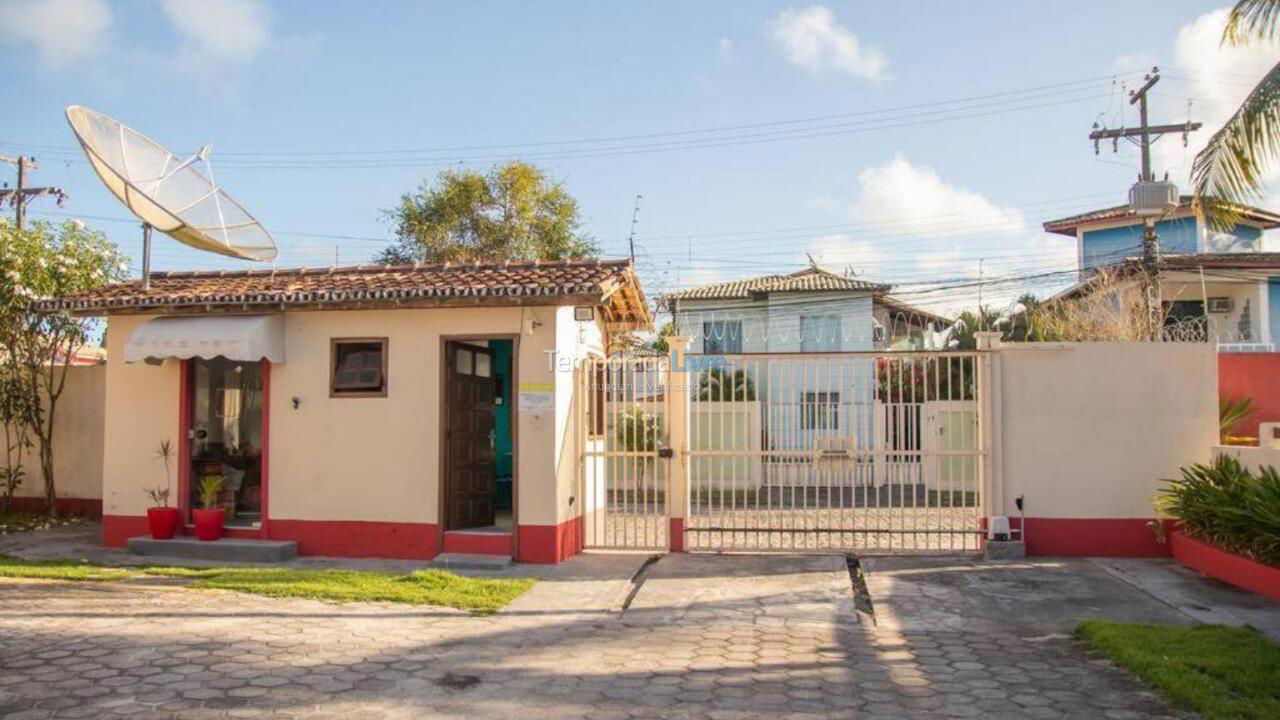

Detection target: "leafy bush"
[615, 406, 661, 454]
[697, 367, 756, 401]
[1158, 455, 1280, 566]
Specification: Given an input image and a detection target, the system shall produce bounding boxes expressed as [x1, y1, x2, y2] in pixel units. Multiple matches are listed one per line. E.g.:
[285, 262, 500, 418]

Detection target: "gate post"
[974, 332, 1004, 538]
[665, 336, 692, 552]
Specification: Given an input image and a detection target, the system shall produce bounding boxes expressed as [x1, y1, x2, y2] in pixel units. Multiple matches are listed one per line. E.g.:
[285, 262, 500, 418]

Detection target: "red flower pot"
[193, 508, 225, 542]
[146, 507, 181, 540]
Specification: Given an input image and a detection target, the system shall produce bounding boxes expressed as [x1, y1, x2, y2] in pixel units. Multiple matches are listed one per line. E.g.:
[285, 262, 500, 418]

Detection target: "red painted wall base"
[517, 516, 583, 564]
[1013, 517, 1172, 557]
[1171, 530, 1280, 602]
[104, 515, 440, 560]
[669, 517, 685, 552]
[9, 497, 102, 518]
[103, 514, 150, 547]
[268, 519, 438, 559]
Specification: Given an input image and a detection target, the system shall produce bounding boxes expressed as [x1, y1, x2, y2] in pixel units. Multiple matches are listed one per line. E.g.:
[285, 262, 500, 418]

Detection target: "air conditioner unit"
[1129, 180, 1179, 217]
[1207, 297, 1234, 313]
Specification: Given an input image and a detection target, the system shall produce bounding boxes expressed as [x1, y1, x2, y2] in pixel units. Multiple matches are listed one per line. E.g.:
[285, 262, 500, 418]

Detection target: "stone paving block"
[0, 554, 1196, 719]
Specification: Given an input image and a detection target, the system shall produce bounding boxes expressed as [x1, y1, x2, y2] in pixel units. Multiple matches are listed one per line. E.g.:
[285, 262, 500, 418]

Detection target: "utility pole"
[977, 258, 985, 328]
[0, 155, 68, 230]
[1089, 67, 1201, 337]
[627, 194, 642, 264]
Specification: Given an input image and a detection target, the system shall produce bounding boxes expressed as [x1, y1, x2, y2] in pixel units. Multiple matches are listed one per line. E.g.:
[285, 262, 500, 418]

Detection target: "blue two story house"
[1044, 197, 1280, 350]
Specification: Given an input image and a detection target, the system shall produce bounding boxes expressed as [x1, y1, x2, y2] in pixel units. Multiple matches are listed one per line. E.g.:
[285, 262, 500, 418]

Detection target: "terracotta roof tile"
[1042, 196, 1280, 235]
[664, 266, 889, 302]
[37, 259, 646, 319]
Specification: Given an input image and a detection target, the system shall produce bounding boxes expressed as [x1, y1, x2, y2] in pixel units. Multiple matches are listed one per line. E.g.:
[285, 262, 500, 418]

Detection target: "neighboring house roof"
[1160, 251, 1280, 270]
[1048, 252, 1280, 303]
[1042, 196, 1280, 236]
[663, 266, 889, 303]
[875, 295, 951, 326]
[37, 259, 651, 328]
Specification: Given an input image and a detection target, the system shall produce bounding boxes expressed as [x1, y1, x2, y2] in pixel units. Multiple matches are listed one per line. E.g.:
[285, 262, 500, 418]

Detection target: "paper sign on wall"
[518, 383, 554, 412]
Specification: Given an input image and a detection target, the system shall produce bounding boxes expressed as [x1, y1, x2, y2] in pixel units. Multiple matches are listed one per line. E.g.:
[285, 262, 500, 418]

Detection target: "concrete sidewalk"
[862, 556, 1191, 635]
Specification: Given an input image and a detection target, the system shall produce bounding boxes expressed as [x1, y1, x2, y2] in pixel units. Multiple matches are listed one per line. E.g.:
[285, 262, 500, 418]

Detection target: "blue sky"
[1, 1, 1274, 312]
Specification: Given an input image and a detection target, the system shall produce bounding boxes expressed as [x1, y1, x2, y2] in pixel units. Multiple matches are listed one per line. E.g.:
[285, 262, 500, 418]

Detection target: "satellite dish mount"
[63, 106, 277, 290]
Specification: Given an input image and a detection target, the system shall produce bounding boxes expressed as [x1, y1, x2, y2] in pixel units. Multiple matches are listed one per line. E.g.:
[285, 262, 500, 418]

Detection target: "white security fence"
[576, 348, 987, 554]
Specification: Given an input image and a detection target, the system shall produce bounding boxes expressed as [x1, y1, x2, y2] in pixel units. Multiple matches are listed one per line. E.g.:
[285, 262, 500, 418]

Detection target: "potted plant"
[193, 475, 225, 541]
[144, 440, 180, 540]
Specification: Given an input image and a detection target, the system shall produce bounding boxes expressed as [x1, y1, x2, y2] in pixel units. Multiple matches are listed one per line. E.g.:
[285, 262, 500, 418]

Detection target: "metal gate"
[576, 350, 987, 554]
[578, 355, 670, 550]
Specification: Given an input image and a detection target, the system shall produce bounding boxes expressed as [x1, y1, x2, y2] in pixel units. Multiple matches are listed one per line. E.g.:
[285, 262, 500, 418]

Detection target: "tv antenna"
[64, 106, 277, 289]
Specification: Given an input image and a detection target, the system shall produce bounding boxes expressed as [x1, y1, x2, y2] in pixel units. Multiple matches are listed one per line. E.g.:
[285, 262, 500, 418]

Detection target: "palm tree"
[1192, 0, 1280, 226]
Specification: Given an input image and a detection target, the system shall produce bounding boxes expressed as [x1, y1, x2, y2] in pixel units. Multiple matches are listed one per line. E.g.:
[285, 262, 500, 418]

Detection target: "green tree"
[947, 306, 1001, 350]
[1193, 1, 1280, 225]
[0, 220, 126, 515]
[377, 161, 599, 264]
[649, 322, 676, 353]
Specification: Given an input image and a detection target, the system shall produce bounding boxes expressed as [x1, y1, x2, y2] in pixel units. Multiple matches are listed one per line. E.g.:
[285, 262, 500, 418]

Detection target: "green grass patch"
[1077, 620, 1280, 720]
[0, 554, 134, 581]
[143, 566, 535, 614]
[0, 555, 534, 614]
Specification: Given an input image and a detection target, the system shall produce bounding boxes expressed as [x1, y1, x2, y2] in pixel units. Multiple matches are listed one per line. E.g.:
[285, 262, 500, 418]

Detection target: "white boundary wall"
[4, 364, 106, 506]
[988, 342, 1217, 520]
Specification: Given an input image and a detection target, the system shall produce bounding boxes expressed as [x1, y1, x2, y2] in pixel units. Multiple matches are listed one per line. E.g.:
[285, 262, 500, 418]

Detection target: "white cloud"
[804, 233, 884, 271]
[161, 0, 272, 66]
[770, 5, 887, 82]
[717, 37, 734, 61]
[850, 154, 1025, 236]
[0, 0, 111, 68]
[1130, 9, 1279, 188]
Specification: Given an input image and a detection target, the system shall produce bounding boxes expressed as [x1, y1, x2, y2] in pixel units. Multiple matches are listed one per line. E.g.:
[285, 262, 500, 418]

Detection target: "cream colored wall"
[272, 306, 559, 525]
[993, 342, 1218, 519]
[101, 306, 574, 529]
[7, 364, 106, 501]
[101, 315, 181, 516]
[547, 307, 605, 526]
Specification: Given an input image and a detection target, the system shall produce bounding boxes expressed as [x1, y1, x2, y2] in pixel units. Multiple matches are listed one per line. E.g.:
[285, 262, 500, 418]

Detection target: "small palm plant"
[1220, 396, 1256, 444]
[198, 475, 224, 511]
[144, 440, 174, 507]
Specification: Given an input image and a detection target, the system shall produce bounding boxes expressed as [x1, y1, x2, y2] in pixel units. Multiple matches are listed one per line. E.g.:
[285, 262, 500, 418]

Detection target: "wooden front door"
[444, 342, 497, 530]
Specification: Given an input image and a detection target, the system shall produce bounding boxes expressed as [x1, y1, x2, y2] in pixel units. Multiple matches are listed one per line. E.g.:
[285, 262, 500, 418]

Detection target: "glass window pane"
[457, 348, 473, 375]
[333, 341, 385, 393]
[189, 358, 263, 527]
[475, 352, 491, 377]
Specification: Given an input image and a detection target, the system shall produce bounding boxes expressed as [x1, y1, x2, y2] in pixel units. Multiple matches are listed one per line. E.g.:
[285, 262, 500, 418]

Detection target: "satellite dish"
[64, 105, 277, 286]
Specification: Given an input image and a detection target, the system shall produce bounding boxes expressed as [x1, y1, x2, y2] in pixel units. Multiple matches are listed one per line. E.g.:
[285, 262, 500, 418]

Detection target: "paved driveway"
[0, 553, 1193, 719]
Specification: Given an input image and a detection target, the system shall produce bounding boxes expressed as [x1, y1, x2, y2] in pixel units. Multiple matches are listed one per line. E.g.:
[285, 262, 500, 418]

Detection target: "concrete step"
[127, 536, 298, 563]
[430, 552, 513, 571]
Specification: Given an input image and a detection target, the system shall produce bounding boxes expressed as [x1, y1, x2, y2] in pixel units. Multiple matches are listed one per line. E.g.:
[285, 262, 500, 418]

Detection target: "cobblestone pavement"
[0, 554, 1194, 719]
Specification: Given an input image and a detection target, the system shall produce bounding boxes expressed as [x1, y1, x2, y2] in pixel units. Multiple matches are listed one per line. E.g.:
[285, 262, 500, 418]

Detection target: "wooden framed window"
[330, 338, 388, 397]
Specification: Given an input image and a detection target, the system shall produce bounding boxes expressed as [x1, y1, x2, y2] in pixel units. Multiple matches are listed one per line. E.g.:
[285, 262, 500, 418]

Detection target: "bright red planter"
[1170, 530, 1280, 602]
[146, 507, 181, 540]
[193, 508, 225, 542]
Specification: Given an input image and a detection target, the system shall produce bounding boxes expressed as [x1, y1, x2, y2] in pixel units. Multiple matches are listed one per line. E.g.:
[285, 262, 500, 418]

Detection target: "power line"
[1, 72, 1144, 164]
